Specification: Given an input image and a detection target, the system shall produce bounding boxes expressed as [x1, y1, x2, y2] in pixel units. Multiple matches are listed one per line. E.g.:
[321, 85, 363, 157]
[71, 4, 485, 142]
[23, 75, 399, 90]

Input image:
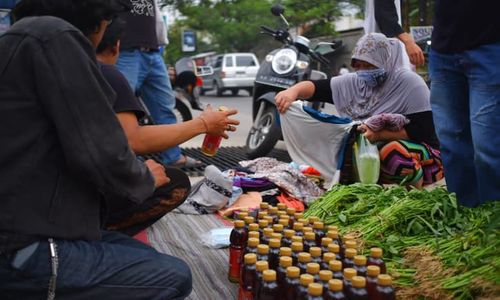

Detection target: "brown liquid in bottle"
[229, 220, 247, 283]
[367, 247, 386, 274]
[238, 253, 257, 300]
[258, 270, 279, 300]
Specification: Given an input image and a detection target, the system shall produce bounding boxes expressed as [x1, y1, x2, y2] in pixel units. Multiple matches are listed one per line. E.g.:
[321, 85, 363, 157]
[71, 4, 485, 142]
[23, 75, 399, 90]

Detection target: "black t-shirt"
[99, 63, 145, 118]
[431, 0, 500, 53]
[311, 80, 439, 149]
[374, 0, 404, 38]
[119, 0, 158, 50]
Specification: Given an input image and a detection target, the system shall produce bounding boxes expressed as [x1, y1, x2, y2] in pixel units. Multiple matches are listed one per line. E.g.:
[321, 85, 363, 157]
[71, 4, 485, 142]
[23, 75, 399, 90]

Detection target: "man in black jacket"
[0, 0, 192, 299]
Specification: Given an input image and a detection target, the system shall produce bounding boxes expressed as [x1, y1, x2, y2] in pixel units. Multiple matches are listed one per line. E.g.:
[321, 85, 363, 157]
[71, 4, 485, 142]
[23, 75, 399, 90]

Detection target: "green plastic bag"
[353, 134, 380, 184]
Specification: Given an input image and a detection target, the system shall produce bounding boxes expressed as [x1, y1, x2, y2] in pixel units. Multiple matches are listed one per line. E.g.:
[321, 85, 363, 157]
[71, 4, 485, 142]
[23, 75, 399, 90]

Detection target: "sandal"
[171, 155, 203, 168]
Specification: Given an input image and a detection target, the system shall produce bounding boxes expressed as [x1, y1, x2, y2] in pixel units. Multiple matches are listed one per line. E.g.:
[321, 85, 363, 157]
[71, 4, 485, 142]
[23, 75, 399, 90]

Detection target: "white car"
[201, 53, 259, 96]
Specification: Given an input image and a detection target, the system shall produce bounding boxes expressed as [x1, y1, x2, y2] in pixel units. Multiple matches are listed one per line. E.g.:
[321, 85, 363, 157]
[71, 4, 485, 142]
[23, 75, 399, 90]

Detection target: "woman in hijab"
[276, 33, 443, 188]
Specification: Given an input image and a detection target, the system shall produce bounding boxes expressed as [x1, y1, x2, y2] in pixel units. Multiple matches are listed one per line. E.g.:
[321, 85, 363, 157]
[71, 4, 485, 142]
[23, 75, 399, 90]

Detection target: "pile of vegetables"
[304, 184, 500, 299]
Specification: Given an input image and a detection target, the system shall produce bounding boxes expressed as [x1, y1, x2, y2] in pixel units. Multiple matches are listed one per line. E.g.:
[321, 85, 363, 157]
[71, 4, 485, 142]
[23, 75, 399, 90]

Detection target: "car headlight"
[271, 49, 297, 74]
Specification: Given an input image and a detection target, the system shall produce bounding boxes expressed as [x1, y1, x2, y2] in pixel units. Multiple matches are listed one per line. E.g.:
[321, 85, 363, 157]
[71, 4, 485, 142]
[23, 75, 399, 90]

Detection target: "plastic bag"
[353, 134, 380, 184]
[199, 227, 233, 249]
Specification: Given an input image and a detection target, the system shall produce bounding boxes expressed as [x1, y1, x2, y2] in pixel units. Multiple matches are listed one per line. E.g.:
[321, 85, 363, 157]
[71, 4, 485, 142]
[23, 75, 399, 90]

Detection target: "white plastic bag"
[354, 134, 380, 184]
[199, 227, 232, 249]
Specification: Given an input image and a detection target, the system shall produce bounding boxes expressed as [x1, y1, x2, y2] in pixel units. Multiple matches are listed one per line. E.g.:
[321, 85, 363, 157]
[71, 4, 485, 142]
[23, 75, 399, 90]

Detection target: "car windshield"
[236, 56, 256, 67]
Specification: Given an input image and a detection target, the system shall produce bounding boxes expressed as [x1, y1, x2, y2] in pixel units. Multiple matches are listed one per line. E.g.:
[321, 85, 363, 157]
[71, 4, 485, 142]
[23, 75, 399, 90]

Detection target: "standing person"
[116, 0, 198, 167]
[0, 1, 191, 299]
[429, 0, 500, 207]
[364, 0, 425, 67]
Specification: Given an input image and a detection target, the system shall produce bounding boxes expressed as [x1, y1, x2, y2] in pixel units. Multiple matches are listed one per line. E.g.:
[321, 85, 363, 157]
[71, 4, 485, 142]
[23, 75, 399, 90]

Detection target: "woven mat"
[148, 213, 237, 300]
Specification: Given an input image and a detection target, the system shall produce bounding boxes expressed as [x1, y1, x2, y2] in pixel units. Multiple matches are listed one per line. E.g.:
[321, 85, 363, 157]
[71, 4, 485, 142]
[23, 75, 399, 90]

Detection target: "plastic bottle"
[306, 282, 324, 300]
[258, 220, 269, 243]
[318, 269, 333, 291]
[277, 256, 293, 298]
[257, 244, 269, 262]
[268, 207, 279, 224]
[329, 260, 344, 280]
[366, 265, 380, 298]
[272, 224, 284, 235]
[282, 229, 295, 248]
[259, 202, 269, 213]
[312, 222, 325, 246]
[327, 225, 339, 232]
[291, 242, 304, 266]
[248, 223, 259, 233]
[258, 211, 268, 221]
[309, 247, 323, 265]
[229, 220, 247, 283]
[327, 230, 341, 246]
[343, 240, 357, 259]
[292, 236, 303, 245]
[271, 233, 282, 243]
[264, 216, 275, 227]
[293, 222, 304, 237]
[248, 231, 260, 241]
[342, 268, 357, 298]
[373, 274, 395, 300]
[353, 255, 367, 277]
[320, 237, 333, 254]
[321, 252, 336, 270]
[298, 218, 309, 226]
[306, 262, 321, 282]
[258, 269, 279, 300]
[287, 208, 297, 228]
[297, 252, 312, 275]
[277, 203, 287, 211]
[343, 248, 357, 269]
[297, 274, 315, 300]
[201, 106, 227, 156]
[268, 238, 281, 270]
[280, 247, 292, 258]
[237, 212, 249, 221]
[244, 237, 260, 257]
[308, 216, 320, 226]
[367, 247, 386, 274]
[328, 243, 342, 261]
[340, 235, 355, 259]
[349, 276, 369, 300]
[278, 218, 290, 230]
[238, 253, 257, 300]
[284, 266, 301, 300]
[261, 228, 274, 245]
[324, 279, 347, 300]
[253, 261, 269, 298]
[303, 232, 317, 253]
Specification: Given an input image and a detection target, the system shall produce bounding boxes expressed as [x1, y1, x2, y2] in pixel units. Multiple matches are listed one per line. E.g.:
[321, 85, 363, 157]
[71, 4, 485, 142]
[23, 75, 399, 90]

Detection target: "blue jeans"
[116, 50, 182, 164]
[429, 42, 500, 207]
[0, 231, 192, 299]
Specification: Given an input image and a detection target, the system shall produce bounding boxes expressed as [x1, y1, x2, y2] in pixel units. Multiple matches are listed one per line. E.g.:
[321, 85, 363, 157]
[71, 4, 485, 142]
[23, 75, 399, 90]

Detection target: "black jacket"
[0, 16, 155, 248]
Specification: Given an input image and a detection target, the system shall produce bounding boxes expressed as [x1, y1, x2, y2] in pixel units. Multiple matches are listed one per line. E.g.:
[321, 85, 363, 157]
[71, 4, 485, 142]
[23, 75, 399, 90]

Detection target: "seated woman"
[275, 33, 443, 188]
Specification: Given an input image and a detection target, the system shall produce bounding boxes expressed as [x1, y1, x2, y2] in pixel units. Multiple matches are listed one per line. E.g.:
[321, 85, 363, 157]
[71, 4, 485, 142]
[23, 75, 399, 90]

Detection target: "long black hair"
[13, 0, 130, 36]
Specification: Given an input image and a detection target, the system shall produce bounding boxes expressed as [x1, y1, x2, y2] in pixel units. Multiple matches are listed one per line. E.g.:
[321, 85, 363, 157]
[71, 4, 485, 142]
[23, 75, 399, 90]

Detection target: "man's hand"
[399, 32, 425, 66]
[198, 105, 240, 139]
[275, 88, 299, 113]
[358, 124, 380, 143]
[144, 159, 170, 187]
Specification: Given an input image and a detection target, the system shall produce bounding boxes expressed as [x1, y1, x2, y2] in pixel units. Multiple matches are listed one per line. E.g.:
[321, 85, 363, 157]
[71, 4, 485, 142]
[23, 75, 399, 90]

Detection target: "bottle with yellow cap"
[327, 230, 341, 246]
[264, 216, 275, 227]
[253, 260, 269, 298]
[318, 269, 333, 292]
[257, 269, 279, 300]
[312, 221, 325, 246]
[268, 207, 279, 224]
[308, 216, 320, 226]
[248, 231, 260, 241]
[286, 207, 296, 228]
[342, 268, 357, 298]
[259, 202, 269, 213]
[278, 218, 290, 230]
[201, 106, 228, 156]
[320, 237, 333, 254]
[293, 222, 304, 237]
[272, 223, 284, 234]
[303, 232, 317, 253]
[238, 253, 257, 300]
[353, 255, 367, 277]
[248, 222, 259, 233]
[349, 276, 368, 300]
[306, 262, 321, 282]
[258, 219, 269, 242]
[324, 279, 346, 300]
[277, 203, 287, 211]
[367, 247, 386, 274]
[340, 234, 355, 259]
[244, 237, 259, 258]
[328, 243, 342, 261]
[277, 256, 293, 295]
[257, 244, 269, 262]
[343, 248, 357, 269]
[321, 252, 336, 270]
[282, 229, 295, 248]
[284, 266, 301, 300]
[374, 274, 395, 300]
[268, 238, 281, 270]
[229, 220, 247, 283]
[297, 274, 315, 300]
[343, 240, 357, 259]
[366, 265, 380, 297]
[258, 210, 268, 220]
[309, 246, 322, 265]
[261, 228, 274, 245]
[237, 211, 248, 221]
[297, 252, 312, 275]
[328, 260, 344, 280]
[306, 282, 324, 300]
[280, 246, 292, 257]
[291, 242, 304, 265]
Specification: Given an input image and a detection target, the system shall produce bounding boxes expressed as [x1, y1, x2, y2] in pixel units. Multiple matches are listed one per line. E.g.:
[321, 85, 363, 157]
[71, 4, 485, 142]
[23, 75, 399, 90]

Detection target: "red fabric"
[276, 193, 305, 212]
[133, 230, 150, 245]
[301, 166, 321, 176]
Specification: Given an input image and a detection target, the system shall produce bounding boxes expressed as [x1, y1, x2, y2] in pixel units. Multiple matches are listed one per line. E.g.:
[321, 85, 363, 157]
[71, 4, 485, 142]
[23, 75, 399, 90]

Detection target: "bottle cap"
[256, 261, 269, 272]
[378, 274, 393, 286]
[237, 212, 248, 220]
[271, 233, 282, 240]
[299, 274, 314, 286]
[367, 265, 381, 277]
[264, 216, 274, 224]
[258, 219, 269, 228]
[291, 236, 303, 244]
[304, 232, 316, 241]
[327, 225, 339, 231]
[329, 260, 342, 271]
[284, 229, 295, 238]
[240, 207, 249, 213]
[262, 269, 277, 282]
[371, 247, 383, 258]
[293, 212, 304, 220]
[302, 227, 313, 234]
[293, 223, 304, 231]
[328, 243, 340, 253]
[277, 211, 287, 217]
[286, 207, 296, 216]
[257, 244, 269, 254]
[342, 234, 355, 242]
[280, 247, 292, 257]
[248, 223, 259, 232]
[321, 237, 333, 246]
[279, 256, 293, 268]
[309, 247, 321, 257]
[319, 270, 333, 282]
[323, 252, 335, 263]
[327, 230, 339, 239]
[268, 207, 278, 215]
[247, 238, 259, 247]
[328, 279, 343, 291]
[344, 240, 357, 249]
[308, 282, 323, 296]
[354, 255, 367, 266]
[234, 220, 245, 228]
[277, 203, 287, 210]
[273, 224, 284, 232]
[343, 268, 357, 279]
[269, 238, 281, 248]
[286, 266, 300, 278]
[244, 253, 257, 264]
[313, 221, 324, 230]
[278, 219, 289, 227]
[258, 211, 268, 219]
[352, 276, 366, 288]
[248, 231, 260, 240]
[306, 262, 320, 274]
[345, 248, 357, 258]
[291, 242, 303, 252]
[263, 228, 274, 237]
[298, 218, 308, 225]
[260, 203, 269, 210]
[309, 216, 320, 225]
[244, 216, 254, 225]
[298, 252, 312, 263]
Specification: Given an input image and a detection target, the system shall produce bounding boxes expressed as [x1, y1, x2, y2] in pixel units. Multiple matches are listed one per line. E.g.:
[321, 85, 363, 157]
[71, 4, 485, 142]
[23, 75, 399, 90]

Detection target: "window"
[224, 56, 233, 67]
[214, 56, 223, 68]
[236, 56, 256, 67]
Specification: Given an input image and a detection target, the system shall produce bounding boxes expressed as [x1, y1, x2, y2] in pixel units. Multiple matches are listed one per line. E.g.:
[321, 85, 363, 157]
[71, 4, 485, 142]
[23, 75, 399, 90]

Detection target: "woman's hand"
[198, 105, 240, 139]
[358, 124, 379, 143]
[275, 88, 299, 113]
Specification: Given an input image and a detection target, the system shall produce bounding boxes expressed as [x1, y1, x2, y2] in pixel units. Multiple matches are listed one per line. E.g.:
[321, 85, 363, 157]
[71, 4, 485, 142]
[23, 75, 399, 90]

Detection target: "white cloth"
[281, 101, 354, 187]
[339, 67, 350, 76]
[155, 0, 168, 46]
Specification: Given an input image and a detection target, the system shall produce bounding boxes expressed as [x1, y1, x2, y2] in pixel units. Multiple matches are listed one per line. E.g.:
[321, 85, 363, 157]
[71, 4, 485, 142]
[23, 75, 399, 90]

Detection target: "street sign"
[182, 30, 196, 53]
[410, 26, 433, 43]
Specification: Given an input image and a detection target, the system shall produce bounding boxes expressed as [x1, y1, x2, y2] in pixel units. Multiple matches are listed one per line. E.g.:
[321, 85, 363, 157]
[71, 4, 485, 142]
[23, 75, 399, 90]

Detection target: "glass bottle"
[284, 266, 301, 300]
[312, 221, 325, 246]
[258, 269, 279, 300]
[342, 268, 357, 299]
[349, 276, 369, 300]
[309, 246, 322, 265]
[291, 242, 304, 266]
[229, 220, 247, 283]
[256, 244, 269, 262]
[324, 279, 346, 300]
[329, 260, 344, 280]
[297, 274, 315, 300]
[253, 261, 269, 298]
[343, 248, 357, 269]
[297, 252, 312, 274]
[318, 269, 333, 292]
[238, 253, 257, 300]
[353, 255, 367, 277]
[373, 274, 395, 300]
[306, 282, 324, 300]
[303, 232, 317, 253]
[321, 252, 336, 270]
[282, 229, 295, 248]
[306, 262, 321, 282]
[366, 265, 380, 298]
[268, 238, 281, 270]
[367, 247, 386, 274]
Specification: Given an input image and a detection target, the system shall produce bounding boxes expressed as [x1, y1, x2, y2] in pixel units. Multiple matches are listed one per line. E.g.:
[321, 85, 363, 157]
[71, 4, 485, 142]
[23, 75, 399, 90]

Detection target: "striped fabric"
[379, 140, 443, 186]
[148, 213, 238, 299]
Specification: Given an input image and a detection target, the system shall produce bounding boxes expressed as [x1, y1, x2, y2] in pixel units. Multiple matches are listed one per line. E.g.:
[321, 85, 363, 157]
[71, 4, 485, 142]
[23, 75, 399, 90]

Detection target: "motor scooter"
[245, 4, 342, 158]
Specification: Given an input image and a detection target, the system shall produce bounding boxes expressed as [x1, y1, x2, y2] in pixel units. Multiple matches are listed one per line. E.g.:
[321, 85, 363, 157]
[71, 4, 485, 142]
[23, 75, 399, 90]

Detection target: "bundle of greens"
[304, 184, 500, 299]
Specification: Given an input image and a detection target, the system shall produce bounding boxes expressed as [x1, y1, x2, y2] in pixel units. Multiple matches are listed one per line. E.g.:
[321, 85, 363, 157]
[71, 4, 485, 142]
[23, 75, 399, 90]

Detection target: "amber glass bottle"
[297, 252, 312, 274]
[349, 276, 369, 300]
[329, 260, 344, 280]
[297, 274, 315, 300]
[373, 274, 395, 300]
[258, 270, 279, 300]
[321, 252, 336, 270]
[367, 247, 386, 274]
[306, 282, 324, 300]
[228, 220, 247, 283]
[353, 255, 367, 277]
[366, 265, 381, 298]
[238, 253, 257, 300]
[324, 279, 346, 300]
[283, 266, 301, 300]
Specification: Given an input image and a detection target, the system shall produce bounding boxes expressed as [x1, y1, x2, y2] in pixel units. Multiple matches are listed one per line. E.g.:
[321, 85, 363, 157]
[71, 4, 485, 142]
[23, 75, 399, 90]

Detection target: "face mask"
[356, 68, 387, 87]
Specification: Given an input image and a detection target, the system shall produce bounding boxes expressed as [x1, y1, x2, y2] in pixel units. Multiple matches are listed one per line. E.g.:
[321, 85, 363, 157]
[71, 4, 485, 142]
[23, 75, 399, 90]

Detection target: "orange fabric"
[276, 193, 305, 212]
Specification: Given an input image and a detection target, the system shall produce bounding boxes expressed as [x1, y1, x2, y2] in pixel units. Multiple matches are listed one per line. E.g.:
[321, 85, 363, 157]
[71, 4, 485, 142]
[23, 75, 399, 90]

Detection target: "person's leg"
[115, 49, 142, 91]
[429, 49, 479, 206]
[464, 42, 500, 205]
[139, 52, 182, 165]
[0, 231, 192, 300]
[106, 167, 191, 236]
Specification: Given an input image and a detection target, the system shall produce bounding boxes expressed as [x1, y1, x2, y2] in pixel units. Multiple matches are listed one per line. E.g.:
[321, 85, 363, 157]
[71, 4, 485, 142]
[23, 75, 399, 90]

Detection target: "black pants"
[105, 167, 191, 236]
